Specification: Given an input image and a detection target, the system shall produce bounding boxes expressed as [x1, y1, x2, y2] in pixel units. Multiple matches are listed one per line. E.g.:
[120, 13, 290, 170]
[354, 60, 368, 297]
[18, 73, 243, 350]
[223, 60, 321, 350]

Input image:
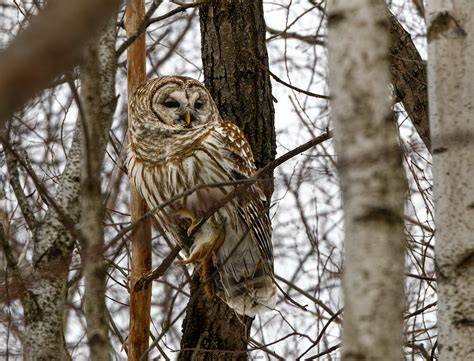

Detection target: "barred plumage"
[126, 76, 276, 316]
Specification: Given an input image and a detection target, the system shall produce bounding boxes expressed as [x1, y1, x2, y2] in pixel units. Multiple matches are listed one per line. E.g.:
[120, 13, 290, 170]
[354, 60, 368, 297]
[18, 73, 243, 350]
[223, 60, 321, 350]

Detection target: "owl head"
[131, 76, 221, 131]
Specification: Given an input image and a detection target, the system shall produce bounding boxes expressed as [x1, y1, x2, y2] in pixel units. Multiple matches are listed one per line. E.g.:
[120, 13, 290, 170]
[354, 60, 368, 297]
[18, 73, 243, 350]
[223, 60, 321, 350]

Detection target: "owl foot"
[174, 209, 202, 236]
[176, 219, 225, 299]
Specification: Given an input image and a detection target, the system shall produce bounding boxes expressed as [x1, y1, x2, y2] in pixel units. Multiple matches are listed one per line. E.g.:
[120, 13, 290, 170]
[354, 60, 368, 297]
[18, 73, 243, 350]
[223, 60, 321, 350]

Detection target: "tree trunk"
[327, 1, 406, 360]
[178, 1, 275, 360]
[125, 0, 153, 359]
[199, 0, 276, 172]
[24, 125, 82, 361]
[79, 15, 117, 361]
[22, 16, 119, 361]
[426, 2, 474, 359]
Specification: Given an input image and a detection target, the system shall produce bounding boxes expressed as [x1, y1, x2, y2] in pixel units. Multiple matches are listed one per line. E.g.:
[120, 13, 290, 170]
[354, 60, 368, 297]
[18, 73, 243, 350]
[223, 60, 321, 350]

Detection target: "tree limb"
[0, 0, 120, 126]
[388, 11, 430, 149]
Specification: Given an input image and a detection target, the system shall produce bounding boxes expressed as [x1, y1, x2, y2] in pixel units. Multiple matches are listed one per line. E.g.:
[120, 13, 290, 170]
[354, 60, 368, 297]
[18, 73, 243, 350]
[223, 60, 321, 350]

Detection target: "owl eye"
[194, 100, 204, 110]
[163, 100, 180, 108]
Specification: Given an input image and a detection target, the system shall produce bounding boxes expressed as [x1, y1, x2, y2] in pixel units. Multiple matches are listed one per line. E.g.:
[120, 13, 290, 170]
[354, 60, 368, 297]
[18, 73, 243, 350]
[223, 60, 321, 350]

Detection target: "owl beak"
[185, 111, 191, 127]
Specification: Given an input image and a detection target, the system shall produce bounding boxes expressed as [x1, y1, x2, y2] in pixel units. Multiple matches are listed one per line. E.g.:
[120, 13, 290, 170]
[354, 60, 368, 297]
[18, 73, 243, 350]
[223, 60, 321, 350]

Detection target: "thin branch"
[113, 130, 333, 247]
[266, 25, 325, 46]
[305, 343, 341, 360]
[148, 2, 199, 25]
[133, 245, 181, 292]
[117, 0, 168, 56]
[297, 308, 344, 360]
[264, 62, 329, 100]
[3, 146, 38, 231]
[274, 274, 338, 319]
[404, 301, 437, 320]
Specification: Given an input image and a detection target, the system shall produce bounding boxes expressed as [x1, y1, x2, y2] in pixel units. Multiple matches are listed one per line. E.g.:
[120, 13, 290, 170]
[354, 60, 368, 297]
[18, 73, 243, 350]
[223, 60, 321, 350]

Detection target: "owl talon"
[186, 217, 203, 236]
[176, 256, 194, 266]
[176, 221, 225, 265]
[175, 220, 225, 299]
[174, 209, 202, 236]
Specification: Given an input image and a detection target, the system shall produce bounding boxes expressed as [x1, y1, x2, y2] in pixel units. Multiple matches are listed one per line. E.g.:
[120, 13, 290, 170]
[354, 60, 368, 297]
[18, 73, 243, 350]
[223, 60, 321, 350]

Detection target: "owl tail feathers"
[218, 272, 277, 317]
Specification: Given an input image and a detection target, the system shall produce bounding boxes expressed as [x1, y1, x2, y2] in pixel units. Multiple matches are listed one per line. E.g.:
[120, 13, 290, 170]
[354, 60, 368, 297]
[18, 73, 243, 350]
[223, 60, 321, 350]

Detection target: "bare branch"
[3, 147, 38, 231]
[0, 0, 120, 125]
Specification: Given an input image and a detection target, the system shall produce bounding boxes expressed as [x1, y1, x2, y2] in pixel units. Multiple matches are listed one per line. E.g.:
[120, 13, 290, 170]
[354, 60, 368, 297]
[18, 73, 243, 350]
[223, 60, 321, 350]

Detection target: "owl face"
[150, 77, 219, 130]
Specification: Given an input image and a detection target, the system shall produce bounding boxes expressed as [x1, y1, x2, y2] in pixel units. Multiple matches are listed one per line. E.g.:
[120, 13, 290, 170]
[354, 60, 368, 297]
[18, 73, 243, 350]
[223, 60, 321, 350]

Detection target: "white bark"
[23, 15, 118, 361]
[327, 1, 406, 360]
[24, 125, 81, 361]
[79, 15, 117, 361]
[426, 1, 474, 359]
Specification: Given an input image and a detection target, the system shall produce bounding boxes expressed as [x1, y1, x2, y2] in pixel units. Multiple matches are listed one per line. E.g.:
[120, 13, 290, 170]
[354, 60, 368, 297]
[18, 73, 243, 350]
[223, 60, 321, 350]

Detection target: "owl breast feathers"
[126, 76, 276, 316]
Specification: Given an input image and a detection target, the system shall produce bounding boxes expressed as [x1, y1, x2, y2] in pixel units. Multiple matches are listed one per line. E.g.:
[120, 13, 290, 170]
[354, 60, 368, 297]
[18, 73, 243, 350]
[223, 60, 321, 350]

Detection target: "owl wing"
[205, 122, 276, 316]
[210, 122, 273, 260]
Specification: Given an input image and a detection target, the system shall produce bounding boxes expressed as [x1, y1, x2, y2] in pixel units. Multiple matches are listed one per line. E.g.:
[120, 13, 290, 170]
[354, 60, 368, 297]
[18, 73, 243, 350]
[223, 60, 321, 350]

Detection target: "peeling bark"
[426, 1, 474, 359]
[79, 15, 117, 361]
[327, 1, 406, 360]
[125, 0, 153, 359]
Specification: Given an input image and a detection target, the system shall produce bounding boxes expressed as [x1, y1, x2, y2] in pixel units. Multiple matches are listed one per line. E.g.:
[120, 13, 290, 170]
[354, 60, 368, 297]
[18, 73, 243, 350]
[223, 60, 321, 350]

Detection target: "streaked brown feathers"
[126, 76, 276, 316]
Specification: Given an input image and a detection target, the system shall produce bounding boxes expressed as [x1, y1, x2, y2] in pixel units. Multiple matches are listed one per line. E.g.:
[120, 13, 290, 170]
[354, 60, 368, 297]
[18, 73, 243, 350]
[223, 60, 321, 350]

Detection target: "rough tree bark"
[200, 0, 276, 171]
[388, 11, 430, 149]
[178, 1, 276, 360]
[327, 1, 406, 360]
[426, 2, 474, 359]
[79, 15, 117, 361]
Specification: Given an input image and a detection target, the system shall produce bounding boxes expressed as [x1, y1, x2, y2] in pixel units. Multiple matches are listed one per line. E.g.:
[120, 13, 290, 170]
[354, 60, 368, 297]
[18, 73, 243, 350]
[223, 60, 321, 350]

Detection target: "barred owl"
[126, 76, 276, 316]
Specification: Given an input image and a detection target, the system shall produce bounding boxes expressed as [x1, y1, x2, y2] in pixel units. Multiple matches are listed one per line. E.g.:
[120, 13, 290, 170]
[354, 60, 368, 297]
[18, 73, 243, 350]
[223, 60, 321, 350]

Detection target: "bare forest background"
[0, 0, 471, 360]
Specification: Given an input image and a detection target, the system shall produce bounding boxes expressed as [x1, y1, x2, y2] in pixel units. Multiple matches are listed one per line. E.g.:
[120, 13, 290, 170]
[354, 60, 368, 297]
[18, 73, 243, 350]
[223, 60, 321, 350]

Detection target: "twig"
[274, 273, 338, 319]
[148, 2, 198, 25]
[404, 301, 437, 320]
[117, 1, 199, 56]
[243, 50, 329, 100]
[305, 343, 341, 360]
[262, 62, 329, 100]
[297, 308, 343, 360]
[3, 145, 38, 230]
[133, 245, 181, 292]
[111, 130, 333, 250]
[266, 26, 325, 46]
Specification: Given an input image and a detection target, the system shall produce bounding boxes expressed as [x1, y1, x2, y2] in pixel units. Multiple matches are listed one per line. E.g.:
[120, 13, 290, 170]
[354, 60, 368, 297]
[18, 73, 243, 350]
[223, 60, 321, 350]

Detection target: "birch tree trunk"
[327, 1, 406, 359]
[24, 127, 81, 361]
[22, 15, 118, 361]
[79, 15, 117, 361]
[426, 2, 474, 359]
